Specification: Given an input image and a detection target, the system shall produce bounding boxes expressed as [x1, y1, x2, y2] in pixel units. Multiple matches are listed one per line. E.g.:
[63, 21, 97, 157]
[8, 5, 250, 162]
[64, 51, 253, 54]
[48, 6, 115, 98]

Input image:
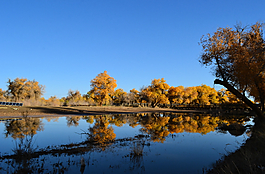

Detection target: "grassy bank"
[208, 117, 265, 173]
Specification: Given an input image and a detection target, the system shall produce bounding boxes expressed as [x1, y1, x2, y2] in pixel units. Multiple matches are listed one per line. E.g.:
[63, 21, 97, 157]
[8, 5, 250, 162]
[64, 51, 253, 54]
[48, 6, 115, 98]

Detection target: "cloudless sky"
[0, 0, 264, 99]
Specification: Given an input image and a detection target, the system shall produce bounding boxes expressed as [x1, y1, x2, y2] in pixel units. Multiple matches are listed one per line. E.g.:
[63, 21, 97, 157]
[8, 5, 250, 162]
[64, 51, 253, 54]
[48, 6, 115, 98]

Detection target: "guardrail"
[0, 102, 23, 106]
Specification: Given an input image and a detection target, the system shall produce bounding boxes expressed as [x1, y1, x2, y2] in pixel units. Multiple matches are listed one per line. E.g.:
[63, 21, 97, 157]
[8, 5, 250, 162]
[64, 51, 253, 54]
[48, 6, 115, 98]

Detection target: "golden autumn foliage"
[195, 85, 219, 104]
[88, 116, 116, 147]
[167, 85, 234, 105]
[0, 74, 243, 107]
[4, 117, 44, 139]
[66, 116, 82, 127]
[7, 78, 45, 102]
[43, 96, 61, 106]
[200, 22, 265, 116]
[216, 88, 229, 104]
[182, 86, 198, 104]
[0, 88, 6, 100]
[129, 88, 140, 103]
[3, 113, 249, 145]
[112, 88, 127, 104]
[65, 90, 84, 105]
[140, 114, 170, 143]
[168, 86, 184, 104]
[82, 113, 248, 143]
[140, 78, 170, 107]
[89, 71, 117, 106]
[109, 114, 127, 127]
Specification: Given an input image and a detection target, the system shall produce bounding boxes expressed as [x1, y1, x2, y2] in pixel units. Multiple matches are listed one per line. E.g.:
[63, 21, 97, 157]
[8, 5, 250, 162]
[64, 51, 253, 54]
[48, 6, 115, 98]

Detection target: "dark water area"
[0, 113, 253, 174]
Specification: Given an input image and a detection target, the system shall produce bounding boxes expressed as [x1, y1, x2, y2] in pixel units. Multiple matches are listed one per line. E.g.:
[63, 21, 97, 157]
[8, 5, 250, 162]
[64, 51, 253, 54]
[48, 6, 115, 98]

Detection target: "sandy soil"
[0, 105, 204, 118]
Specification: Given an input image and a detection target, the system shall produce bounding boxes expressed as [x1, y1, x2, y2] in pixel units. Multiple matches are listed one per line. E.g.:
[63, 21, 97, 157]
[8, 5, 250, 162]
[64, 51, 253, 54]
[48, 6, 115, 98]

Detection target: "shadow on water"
[0, 112, 255, 173]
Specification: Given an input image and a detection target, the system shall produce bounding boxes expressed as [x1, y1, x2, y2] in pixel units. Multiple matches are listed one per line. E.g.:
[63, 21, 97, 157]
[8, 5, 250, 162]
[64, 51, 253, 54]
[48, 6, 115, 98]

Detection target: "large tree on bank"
[199, 22, 265, 117]
[7, 78, 45, 102]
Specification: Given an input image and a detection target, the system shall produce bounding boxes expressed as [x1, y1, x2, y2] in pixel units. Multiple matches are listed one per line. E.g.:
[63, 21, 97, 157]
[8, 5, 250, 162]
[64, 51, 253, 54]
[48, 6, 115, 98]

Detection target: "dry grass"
[208, 117, 265, 174]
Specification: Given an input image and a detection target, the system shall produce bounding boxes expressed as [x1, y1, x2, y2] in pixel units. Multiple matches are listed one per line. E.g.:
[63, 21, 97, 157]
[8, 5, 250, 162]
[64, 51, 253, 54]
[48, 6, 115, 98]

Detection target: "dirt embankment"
[0, 106, 204, 118]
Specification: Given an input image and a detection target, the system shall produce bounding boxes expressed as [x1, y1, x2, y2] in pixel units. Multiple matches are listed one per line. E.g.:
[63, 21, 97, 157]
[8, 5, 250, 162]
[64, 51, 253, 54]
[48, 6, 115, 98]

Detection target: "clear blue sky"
[0, 0, 264, 99]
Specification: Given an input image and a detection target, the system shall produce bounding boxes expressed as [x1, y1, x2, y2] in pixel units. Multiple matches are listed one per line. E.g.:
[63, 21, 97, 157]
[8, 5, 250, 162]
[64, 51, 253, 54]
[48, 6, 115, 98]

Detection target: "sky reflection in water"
[0, 113, 253, 174]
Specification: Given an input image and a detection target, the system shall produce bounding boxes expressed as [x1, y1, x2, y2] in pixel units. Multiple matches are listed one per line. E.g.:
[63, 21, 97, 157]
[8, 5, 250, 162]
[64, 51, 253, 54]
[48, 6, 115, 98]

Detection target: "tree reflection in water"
[89, 116, 116, 144]
[4, 117, 44, 139]
[66, 116, 81, 127]
[3, 117, 45, 174]
[0, 112, 253, 173]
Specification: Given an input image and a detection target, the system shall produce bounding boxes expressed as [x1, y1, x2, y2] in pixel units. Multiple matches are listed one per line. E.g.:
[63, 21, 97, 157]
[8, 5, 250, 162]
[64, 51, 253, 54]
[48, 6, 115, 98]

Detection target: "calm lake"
[0, 112, 253, 174]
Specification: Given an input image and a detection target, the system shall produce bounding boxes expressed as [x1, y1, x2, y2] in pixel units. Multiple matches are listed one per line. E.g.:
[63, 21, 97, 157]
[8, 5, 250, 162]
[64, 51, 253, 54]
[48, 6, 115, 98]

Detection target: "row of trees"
[0, 72, 240, 107]
[1, 22, 263, 111]
[86, 71, 240, 107]
[0, 78, 45, 105]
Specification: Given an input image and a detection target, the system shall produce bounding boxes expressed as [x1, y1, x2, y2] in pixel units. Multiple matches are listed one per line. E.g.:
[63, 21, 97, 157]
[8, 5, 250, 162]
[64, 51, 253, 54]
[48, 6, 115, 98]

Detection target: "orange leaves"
[88, 116, 116, 147]
[168, 85, 226, 105]
[138, 79, 237, 106]
[112, 88, 127, 104]
[90, 71, 117, 106]
[199, 22, 265, 109]
[140, 78, 170, 107]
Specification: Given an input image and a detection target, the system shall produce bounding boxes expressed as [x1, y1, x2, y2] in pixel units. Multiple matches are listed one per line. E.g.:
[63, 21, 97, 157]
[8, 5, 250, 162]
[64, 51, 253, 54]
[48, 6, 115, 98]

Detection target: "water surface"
[0, 113, 253, 173]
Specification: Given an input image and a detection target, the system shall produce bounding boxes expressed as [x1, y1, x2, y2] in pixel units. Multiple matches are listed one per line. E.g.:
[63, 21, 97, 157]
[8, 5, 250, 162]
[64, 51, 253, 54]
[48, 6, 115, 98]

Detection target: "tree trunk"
[214, 79, 264, 117]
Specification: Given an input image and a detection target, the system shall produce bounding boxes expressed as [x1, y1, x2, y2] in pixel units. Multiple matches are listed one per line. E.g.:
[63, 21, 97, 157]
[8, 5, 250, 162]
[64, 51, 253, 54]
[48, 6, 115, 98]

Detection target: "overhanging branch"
[214, 79, 264, 117]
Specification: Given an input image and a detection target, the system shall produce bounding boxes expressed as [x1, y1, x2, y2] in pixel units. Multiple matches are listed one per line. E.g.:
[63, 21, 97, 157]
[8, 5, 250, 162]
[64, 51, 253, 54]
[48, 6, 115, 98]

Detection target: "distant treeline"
[0, 74, 241, 107]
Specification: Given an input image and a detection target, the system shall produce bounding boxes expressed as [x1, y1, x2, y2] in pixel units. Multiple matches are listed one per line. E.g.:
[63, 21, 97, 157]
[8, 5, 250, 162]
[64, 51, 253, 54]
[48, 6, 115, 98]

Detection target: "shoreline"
[0, 106, 206, 118]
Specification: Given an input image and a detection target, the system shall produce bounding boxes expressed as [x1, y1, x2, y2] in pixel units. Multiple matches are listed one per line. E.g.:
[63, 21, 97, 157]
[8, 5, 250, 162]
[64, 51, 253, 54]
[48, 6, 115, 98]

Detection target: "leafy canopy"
[90, 71, 117, 106]
[199, 22, 265, 114]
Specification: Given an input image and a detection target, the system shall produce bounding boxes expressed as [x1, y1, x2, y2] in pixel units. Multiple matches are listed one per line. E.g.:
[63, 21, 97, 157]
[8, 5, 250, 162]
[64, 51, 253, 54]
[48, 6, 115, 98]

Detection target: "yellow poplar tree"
[7, 78, 44, 102]
[129, 88, 140, 103]
[167, 86, 184, 104]
[112, 88, 127, 105]
[140, 78, 170, 107]
[182, 87, 198, 104]
[89, 71, 117, 106]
